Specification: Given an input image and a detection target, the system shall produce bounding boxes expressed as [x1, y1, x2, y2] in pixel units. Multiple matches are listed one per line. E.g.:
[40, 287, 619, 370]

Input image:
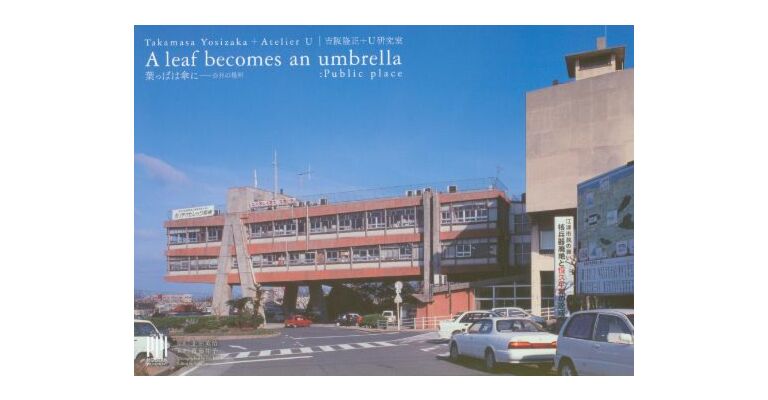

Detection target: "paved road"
[180, 326, 553, 376]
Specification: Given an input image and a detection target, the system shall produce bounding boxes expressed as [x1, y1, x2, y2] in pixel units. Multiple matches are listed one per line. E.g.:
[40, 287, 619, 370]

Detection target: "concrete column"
[283, 284, 298, 315]
[421, 190, 432, 301]
[307, 283, 328, 322]
[531, 270, 542, 315]
[431, 191, 442, 282]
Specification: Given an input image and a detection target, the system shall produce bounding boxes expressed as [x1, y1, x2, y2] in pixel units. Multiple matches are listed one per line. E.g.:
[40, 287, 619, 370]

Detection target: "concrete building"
[526, 37, 634, 314]
[164, 179, 519, 320]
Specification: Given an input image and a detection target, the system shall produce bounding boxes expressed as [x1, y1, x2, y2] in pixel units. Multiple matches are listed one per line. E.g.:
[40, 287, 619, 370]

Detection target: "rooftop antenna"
[298, 163, 312, 190]
[272, 150, 278, 200]
[254, 169, 258, 188]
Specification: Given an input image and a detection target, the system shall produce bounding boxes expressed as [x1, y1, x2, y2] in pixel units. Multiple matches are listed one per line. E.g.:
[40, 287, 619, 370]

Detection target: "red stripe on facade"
[164, 215, 225, 228]
[164, 266, 421, 284]
[240, 196, 423, 224]
[248, 233, 422, 253]
[439, 229, 501, 241]
[439, 189, 507, 203]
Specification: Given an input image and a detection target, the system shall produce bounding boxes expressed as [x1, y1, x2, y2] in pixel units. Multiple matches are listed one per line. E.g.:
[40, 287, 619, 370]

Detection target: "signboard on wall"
[577, 256, 634, 294]
[554, 216, 574, 318]
[576, 163, 634, 295]
[171, 205, 215, 220]
[249, 197, 298, 210]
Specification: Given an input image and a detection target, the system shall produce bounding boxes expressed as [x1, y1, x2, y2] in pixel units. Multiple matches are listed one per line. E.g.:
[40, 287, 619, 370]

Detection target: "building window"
[512, 214, 530, 234]
[539, 229, 555, 252]
[339, 212, 364, 232]
[412, 244, 423, 260]
[288, 251, 315, 265]
[441, 241, 455, 259]
[274, 219, 297, 237]
[310, 215, 337, 234]
[325, 249, 339, 263]
[447, 200, 496, 224]
[381, 244, 413, 261]
[514, 243, 531, 266]
[367, 210, 385, 230]
[168, 228, 202, 244]
[456, 244, 472, 258]
[352, 247, 379, 262]
[249, 222, 273, 238]
[441, 205, 451, 224]
[206, 226, 222, 242]
[252, 253, 280, 267]
[387, 207, 416, 228]
[169, 256, 218, 271]
[168, 229, 186, 244]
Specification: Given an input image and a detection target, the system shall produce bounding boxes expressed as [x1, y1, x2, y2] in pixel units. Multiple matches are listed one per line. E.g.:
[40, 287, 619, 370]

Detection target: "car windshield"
[496, 319, 545, 333]
[626, 314, 634, 326]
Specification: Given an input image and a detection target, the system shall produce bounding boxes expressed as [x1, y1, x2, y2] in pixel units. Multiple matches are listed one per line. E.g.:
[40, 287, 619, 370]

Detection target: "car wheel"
[484, 349, 497, 372]
[558, 359, 577, 376]
[449, 343, 460, 362]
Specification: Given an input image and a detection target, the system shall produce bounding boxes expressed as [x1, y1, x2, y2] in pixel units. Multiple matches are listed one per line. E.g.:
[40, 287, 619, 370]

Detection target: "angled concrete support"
[212, 220, 235, 316]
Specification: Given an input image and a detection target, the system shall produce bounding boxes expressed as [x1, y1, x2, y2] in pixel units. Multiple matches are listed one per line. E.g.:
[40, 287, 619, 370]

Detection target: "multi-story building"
[164, 179, 516, 319]
[525, 37, 634, 314]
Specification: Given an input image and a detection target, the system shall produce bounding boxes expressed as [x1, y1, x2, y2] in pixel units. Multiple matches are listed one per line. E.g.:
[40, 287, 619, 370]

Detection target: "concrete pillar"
[422, 190, 432, 301]
[283, 284, 298, 315]
[307, 283, 328, 322]
[531, 270, 542, 316]
[431, 191, 442, 283]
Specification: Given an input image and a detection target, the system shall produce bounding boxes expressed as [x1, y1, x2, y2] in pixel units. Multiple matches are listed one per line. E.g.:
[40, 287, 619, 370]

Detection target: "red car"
[284, 314, 312, 328]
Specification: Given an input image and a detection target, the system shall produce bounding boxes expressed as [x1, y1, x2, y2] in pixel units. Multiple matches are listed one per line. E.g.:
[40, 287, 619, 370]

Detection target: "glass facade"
[474, 283, 554, 312]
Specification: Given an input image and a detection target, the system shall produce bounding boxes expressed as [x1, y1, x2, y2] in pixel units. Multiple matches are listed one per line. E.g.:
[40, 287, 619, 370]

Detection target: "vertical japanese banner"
[554, 216, 574, 318]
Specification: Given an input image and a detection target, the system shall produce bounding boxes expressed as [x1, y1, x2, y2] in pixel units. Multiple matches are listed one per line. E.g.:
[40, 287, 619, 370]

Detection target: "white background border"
[1, 0, 766, 397]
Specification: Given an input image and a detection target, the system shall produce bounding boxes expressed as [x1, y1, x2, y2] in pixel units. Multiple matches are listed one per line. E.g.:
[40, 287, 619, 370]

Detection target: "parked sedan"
[335, 313, 363, 327]
[491, 307, 547, 325]
[449, 317, 558, 371]
[284, 314, 312, 328]
[555, 309, 634, 376]
[438, 310, 500, 340]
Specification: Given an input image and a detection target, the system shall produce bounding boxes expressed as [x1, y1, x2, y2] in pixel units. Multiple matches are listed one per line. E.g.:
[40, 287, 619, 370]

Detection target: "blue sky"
[134, 25, 634, 295]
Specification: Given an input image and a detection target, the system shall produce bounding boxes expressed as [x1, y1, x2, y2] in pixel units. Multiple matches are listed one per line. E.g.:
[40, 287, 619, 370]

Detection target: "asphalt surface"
[180, 325, 554, 376]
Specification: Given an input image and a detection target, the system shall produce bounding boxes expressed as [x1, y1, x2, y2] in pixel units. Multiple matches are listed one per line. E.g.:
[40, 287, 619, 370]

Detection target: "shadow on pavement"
[436, 354, 554, 376]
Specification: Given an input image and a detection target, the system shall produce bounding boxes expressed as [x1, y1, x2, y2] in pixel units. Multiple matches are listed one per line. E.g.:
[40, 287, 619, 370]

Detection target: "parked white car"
[491, 307, 547, 326]
[438, 310, 499, 340]
[134, 319, 164, 362]
[381, 310, 396, 323]
[555, 309, 634, 376]
[449, 317, 558, 371]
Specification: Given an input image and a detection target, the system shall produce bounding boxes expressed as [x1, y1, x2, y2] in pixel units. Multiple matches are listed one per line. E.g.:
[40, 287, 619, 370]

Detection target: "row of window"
[441, 200, 498, 224]
[248, 207, 423, 238]
[168, 256, 219, 271]
[168, 227, 222, 245]
[168, 200, 501, 245]
[251, 243, 423, 268]
[441, 239, 498, 259]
